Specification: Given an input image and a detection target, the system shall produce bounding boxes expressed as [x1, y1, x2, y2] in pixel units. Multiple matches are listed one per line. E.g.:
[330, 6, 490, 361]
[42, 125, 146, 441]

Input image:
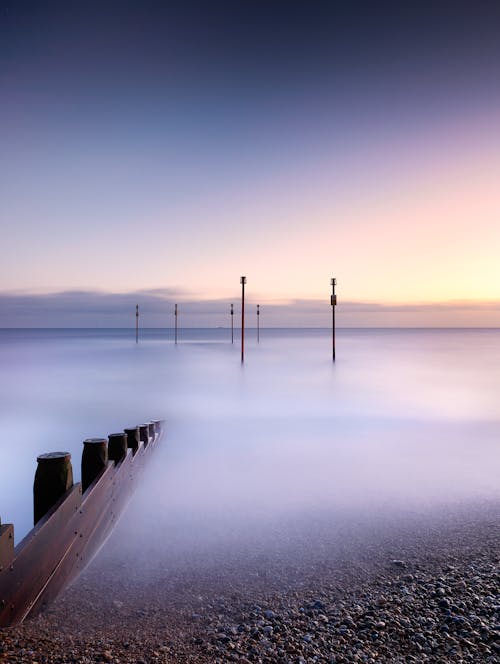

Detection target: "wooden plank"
[26, 436, 160, 619]
[26, 460, 121, 617]
[1, 429, 164, 625]
[0, 484, 82, 626]
[0, 525, 14, 570]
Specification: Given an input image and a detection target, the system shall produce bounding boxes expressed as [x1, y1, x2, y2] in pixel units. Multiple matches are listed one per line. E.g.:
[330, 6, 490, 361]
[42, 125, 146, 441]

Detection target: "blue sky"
[1, 1, 500, 326]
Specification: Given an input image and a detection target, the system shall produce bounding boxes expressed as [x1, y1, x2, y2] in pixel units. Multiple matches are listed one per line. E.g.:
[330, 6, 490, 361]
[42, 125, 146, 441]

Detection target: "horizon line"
[1, 326, 500, 331]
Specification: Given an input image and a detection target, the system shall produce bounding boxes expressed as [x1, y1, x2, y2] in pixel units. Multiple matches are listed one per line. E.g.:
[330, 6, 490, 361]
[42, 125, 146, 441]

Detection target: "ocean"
[0, 328, 499, 542]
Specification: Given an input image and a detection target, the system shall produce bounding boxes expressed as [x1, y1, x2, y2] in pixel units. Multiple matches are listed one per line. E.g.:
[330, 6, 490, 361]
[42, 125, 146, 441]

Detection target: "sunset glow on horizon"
[1, 2, 499, 326]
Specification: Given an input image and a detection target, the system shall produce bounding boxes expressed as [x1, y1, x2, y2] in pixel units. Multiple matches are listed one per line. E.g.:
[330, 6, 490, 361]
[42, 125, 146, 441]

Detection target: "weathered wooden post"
[174, 303, 178, 344]
[240, 276, 246, 363]
[152, 419, 163, 435]
[146, 422, 156, 441]
[136, 304, 139, 343]
[124, 426, 140, 454]
[257, 304, 260, 343]
[108, 432, 128, 462]
[81, 438, 108, 493]
[138, 424, 149, 447]
[230, 303, 234, 344]
[33, 452, 73, 525]
[0, 519, 14, 572]
[0, 416, 166, 628]
[330, 277, 337, 362]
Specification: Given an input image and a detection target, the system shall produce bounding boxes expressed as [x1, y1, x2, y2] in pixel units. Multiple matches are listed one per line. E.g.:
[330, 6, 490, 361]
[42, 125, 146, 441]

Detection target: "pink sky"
[1, 4, 499, 326]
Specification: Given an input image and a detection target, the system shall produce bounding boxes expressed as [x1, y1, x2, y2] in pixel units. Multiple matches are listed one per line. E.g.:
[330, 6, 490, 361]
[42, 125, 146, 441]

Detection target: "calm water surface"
[0, 328, 499, 541]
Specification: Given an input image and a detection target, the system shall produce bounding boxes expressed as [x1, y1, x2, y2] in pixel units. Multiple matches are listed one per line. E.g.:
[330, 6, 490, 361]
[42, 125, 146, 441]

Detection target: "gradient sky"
[1, 1, 499, 325]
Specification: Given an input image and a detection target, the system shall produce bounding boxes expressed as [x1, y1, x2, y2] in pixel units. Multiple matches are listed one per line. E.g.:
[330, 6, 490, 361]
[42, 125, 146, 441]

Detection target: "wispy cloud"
[0, 290, 499, 328]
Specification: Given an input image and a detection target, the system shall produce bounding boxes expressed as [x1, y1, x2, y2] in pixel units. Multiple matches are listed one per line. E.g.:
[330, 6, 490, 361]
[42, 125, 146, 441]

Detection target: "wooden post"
[81, 438, 108, 493]
[124, 427, 140, 454]
[0, 522, 14, 571]
[138, 424, 149, 447]
[257, 304, 260, 343]
[152, 419, 164, 435]
[330, 277, 337, 362]
[174, 303, 178, 344]
[146, 422, 156, 441]
[108, 432, 128, 463]
[230, 303, 234, 344]
[33, 452, 73, 525]
[136, 304, 139, 343]
[240, 276, 246, 363]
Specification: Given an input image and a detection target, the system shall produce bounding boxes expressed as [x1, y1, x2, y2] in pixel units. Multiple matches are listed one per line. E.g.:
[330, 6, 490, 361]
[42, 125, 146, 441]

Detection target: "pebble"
[0, 507, 498, 663]
[390, 560, 406, 568]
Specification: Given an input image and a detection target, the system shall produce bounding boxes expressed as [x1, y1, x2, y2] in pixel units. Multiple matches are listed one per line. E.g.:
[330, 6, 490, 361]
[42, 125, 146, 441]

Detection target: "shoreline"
[1, 501, 498, 663]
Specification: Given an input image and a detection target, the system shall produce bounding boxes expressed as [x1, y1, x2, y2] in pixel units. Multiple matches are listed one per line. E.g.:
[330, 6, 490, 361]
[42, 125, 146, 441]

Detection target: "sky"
[1, 1, 499, 326]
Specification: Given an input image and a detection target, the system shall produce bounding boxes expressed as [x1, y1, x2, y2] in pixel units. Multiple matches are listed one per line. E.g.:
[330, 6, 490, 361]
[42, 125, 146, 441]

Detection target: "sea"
[0, 328, 499, 544]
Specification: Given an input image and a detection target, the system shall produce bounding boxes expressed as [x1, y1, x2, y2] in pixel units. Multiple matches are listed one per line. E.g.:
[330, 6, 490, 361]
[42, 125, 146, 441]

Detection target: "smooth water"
[0, 328, 499, 543]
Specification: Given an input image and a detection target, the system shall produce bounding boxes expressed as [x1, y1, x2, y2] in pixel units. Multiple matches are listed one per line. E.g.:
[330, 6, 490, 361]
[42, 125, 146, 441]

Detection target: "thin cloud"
[0, 290, 499, 327]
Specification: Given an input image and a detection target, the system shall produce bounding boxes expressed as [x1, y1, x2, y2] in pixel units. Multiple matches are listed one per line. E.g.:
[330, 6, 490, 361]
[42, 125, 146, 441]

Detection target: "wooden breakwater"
[0, 419, 165, 627]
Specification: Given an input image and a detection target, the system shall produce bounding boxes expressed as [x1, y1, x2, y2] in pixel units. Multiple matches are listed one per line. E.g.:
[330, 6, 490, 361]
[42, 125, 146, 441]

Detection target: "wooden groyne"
[0, 419, 165, 627]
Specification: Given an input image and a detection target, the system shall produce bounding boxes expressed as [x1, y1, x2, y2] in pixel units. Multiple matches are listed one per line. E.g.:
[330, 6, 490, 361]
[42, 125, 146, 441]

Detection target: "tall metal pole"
[330, 278, 337, 361]
[135, 304, 139, 343]
[240, 276, 246, 363]
[230, 303, 234, 344]
[257, 304, 260, 343]
[174, 303, 178, 345]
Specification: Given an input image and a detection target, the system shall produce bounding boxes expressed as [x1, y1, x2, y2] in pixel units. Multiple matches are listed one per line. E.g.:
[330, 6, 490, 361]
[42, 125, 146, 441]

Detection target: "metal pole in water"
[240, 276, 246, 363]
[330, 277, 337, 361]
[230, 303, 234, 344]
[174, 303, 178, 344]
[135, 304, 139, 343]
[257, 304, 260, 343]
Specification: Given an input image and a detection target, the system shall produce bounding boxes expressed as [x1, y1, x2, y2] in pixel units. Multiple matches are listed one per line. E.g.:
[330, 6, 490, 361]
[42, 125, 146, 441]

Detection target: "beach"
[4, 1, 500, 659]
[1, 501, 498, 663]
[0, 329, 499, 662]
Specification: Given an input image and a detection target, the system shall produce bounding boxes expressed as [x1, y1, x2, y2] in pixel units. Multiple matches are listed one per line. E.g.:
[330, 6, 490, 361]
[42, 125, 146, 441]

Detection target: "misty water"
[0, 328, 499, 553]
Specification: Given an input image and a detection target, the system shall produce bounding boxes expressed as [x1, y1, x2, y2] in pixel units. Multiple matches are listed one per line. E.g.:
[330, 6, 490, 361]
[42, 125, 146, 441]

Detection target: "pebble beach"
[1, 502, 498, 664]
